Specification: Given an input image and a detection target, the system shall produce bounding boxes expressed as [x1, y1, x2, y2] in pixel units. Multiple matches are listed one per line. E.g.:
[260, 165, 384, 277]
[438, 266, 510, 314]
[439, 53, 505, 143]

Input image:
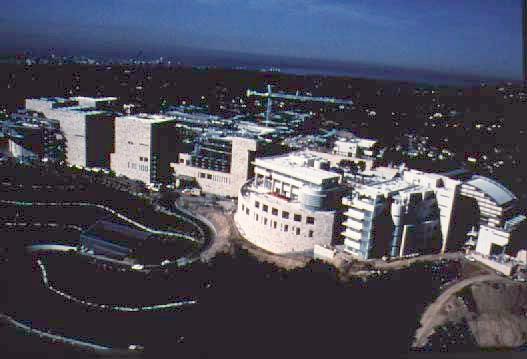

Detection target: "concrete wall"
[472, 252, 514, 276]
[476, 225, 511, 255]
[235, 186, 337, 254]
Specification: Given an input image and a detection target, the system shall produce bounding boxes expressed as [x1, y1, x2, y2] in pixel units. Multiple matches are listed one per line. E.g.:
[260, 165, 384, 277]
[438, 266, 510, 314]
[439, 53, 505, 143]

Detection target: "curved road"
[0, 182, 218, 352]
[413, 274, 511, 347]
[36, 259, 197, 312]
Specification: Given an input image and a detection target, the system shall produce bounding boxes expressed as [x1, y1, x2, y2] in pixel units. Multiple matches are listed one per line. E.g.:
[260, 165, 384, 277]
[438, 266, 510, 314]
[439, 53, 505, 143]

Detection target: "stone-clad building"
[25, 97, 116, 168]
[110, 114, 180, 184]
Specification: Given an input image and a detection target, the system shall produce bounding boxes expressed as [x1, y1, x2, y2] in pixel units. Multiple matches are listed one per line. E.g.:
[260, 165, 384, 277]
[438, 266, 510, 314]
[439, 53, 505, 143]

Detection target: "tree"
[426, 318, 478, 352]
[339, 159, 358, 174]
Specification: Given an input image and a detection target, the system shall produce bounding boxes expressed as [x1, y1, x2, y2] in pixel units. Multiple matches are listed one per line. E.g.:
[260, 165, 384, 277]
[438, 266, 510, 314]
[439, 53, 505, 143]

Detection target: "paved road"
[413, 273, 511, 347]
[0, 313, 111, 351]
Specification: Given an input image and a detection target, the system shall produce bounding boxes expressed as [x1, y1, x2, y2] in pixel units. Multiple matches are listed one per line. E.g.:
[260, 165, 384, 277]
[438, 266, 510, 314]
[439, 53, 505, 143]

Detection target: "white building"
[110, 114, 180, 185]
[171, 136, 260, 197]
[333, 137, 378, 158]
[460, 176, 526, 256]
[342, 169, 461, 259]
[235, 152, 345, 255]
[25, 97, 116, 168]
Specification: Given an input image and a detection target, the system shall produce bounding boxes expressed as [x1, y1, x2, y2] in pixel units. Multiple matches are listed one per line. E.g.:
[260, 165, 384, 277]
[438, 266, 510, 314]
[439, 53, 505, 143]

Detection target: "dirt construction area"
[176, 196, 309, 269]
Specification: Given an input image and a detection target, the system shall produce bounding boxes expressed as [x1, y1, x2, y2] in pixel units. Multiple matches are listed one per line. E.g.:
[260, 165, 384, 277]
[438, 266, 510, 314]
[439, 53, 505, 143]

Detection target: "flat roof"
[117, 113, 178, 124]
[54, 106, 108, 116]
[84, 220, 152, 243]
[73, 96, 118, 102]
[254, 152, 340, 185]
[362, 177, 418, 195]
[465, 176, 516, 206]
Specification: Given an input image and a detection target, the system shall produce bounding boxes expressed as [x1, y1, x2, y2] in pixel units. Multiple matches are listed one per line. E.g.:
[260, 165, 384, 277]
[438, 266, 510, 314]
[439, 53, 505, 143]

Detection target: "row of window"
[127, 162, 149, 172]
[139, 156, 149, 162]
[244, 208, 314, 237]
[251, 201, 315, 224]
[198, 172, 230, 184]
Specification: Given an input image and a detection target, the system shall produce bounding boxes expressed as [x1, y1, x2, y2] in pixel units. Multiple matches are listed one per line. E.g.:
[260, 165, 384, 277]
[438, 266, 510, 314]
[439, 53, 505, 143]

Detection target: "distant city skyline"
[1, 0, 523, 80]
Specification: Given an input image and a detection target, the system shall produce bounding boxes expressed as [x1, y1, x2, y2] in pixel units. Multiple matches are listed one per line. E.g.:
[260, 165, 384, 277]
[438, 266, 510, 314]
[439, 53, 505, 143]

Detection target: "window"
[282, 211, 290, 219]
[199, 172, 206, 178]
[308, 230, 314, 238]
[264, 218, 268, 225]
[128, 141, 134, 145]
[179, 158, 184, 163]
[296, 228, 300, 235]
[273, 221, 277, 229]
[263, 204, 268, 212]
[207, 174, 212, 180]
[255, 214, 259, 221]
[307, 216, 315, 225]
[294, 214, 302, 222]
[272, 208, 278, 216]
[284, 225, 289, 232]
[246, 208, 250, 215]
[255, 201, 260, 209]
[242, 204, 245, 211]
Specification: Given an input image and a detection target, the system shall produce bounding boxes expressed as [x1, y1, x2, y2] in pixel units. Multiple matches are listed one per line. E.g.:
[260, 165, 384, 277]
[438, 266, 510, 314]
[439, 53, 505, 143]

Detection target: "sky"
[0, 0, 523, 80]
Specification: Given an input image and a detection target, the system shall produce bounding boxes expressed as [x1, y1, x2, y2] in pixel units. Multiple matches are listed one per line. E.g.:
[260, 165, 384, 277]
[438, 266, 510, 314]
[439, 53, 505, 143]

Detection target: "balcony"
[344, 208, 366, 220]
[344, 238, 362, 251]
[240, 180, 296, 204]
[343, 218, 363, 231]
[342, 228, 362, 241]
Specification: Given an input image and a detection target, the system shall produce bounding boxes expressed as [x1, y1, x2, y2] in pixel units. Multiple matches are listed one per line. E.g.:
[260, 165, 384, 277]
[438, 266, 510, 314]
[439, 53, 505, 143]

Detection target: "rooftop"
[253, 152, 340, 185]
[465, 175, 517, 206]
[118, 113, 178, 124]
[72, 96, 118, 102]
[357, 177, 419, 197]
[54, 106, 108, 115]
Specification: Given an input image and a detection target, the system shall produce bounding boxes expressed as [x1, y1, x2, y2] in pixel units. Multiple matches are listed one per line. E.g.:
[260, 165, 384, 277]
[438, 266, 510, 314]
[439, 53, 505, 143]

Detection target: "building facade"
[235, 152, 345, 254]
[110, 114, 181, 185]
[171, 136, 260, 197]
[342, 169, 460, 259]
[25, 97, 116, 168]
[460, 175, 526, 256]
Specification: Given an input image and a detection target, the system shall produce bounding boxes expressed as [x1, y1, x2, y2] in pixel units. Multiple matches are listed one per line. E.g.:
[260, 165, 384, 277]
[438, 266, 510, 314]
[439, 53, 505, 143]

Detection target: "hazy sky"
[1, 0, 523, 79]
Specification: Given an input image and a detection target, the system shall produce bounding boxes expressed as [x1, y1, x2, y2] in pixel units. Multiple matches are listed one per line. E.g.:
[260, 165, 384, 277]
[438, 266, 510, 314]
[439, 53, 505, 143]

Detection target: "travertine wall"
[111, 118, 152, 184]
[172, 164, 237, 197]
[235, 188, 337, 255]
[51, 110, 88, 167]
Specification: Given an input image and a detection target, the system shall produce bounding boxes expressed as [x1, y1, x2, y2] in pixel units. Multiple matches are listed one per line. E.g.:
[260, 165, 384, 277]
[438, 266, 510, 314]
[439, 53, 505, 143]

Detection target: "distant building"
[235, 151, 345, 254]
[342, 169, 460, 259]
[333, 137, 379, 158]
[25, 97, 116, 168]
[0, 111, 64, 163]
[110, 114, 181, 185]
[71, 96, 119, 111]
[171, 136, 261, 197]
